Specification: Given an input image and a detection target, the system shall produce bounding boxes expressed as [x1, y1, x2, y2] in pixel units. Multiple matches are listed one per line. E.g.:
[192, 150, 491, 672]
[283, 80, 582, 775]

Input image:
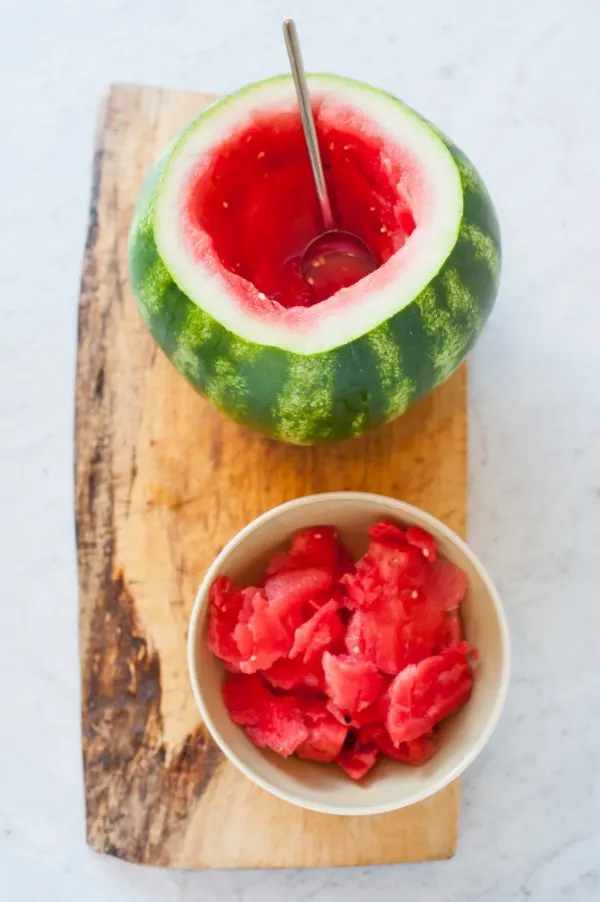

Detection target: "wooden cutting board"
[75, 83, 467, 868]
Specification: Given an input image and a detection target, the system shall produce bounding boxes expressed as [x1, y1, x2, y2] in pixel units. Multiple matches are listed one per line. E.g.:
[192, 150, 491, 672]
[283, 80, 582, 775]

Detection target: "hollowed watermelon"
[129, 75, 500, 444]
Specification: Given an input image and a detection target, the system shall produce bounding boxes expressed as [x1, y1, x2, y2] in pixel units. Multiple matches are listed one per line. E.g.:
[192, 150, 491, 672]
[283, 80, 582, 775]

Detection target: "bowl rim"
[187, 491, 511, 816]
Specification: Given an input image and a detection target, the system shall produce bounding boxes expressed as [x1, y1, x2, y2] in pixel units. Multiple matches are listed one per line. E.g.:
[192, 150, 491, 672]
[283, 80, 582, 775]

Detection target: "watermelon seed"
[329, 142, 335, 150]
[380, 226, 387, 234]
[369, 206, 376, 211]
[257, 151, 265, 159]
[222, 201, 229, 208]
[307, 276, 315, 285]
[411, 590, 419, 599]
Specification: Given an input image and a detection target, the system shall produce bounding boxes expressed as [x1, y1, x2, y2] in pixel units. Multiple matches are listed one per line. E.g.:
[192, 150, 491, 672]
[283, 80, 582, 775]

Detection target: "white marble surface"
[2, 0, 600, 899]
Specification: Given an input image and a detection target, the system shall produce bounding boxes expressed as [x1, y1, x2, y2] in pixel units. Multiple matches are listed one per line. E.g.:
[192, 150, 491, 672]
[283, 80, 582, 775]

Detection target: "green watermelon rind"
[129, 77, 501, 445]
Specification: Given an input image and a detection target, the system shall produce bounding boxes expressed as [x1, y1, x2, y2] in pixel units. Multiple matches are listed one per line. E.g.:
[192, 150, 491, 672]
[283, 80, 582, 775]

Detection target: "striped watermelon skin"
[129, 95, 500, 445]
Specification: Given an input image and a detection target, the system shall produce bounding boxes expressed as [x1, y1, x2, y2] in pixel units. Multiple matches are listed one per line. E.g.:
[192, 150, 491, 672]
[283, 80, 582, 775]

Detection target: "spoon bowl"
[301, 229, 378, 298]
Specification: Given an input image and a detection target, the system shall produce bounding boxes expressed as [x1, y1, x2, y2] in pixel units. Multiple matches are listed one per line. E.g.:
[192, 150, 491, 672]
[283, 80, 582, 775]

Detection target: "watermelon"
[267, 526, 354, 579]
[295, 702, 349, 762]
[129, 75, 500, 445]
[209, 521, 477, 780]
[386, 642, 475, 746]
[337, 747, 379, 780]
[223, 673, 308, 756]
[264, 567, 332, 614]
[290, 599, 343, 662]
[233, 588, 292, 673]
[261, 655, 325, 691]
[322, 652, 385, 716]
[207, 576, 247, 670]
[358, 724, 436, 765]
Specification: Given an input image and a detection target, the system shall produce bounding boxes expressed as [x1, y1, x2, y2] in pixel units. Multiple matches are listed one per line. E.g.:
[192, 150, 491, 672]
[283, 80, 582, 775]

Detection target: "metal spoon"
[282, 19, 378, 296]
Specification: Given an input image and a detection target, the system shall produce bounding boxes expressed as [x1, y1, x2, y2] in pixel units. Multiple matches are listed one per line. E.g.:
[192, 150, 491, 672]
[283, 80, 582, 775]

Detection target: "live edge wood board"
[75, 84, 467, 868]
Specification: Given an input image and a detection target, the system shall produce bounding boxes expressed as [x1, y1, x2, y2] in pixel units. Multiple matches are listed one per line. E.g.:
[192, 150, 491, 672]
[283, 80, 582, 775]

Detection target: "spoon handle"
[283, 18, 334, 231]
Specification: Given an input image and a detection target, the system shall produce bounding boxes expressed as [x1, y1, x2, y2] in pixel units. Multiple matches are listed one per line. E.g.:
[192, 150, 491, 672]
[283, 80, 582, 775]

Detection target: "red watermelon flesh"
[327, 685, 390, 729]
[368, 520, 407, 546]
[345, 601, 453, 675]
[261, 655, 326, 692]
[233, 588, 291, 673]
[359, 724, 436, 765]
[266, 526, 353, 579]
[296, 704, 349, 762]
[290, 599, 344, 662]
[406, 526, 438, 562]
[246, 712, 308, 757]
[207, 576, 247, 670]
[208, 520, 477, 781]
[222, 673, 273, 725]
[265, 567, 332, 619]
[322, 652, 385, 716]
[223, 673, 308, 757]
[424, 557, 469, 612]
[435, 612, 463, 650]
[337, 745, 379, 780]
[386, 642, 475, 746]
[369, 541, 427, 589]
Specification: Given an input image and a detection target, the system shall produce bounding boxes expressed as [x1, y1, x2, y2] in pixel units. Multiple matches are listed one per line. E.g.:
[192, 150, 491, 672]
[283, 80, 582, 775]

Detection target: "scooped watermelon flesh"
[130, 75, 501, 444]
[188, 108, 416, 308]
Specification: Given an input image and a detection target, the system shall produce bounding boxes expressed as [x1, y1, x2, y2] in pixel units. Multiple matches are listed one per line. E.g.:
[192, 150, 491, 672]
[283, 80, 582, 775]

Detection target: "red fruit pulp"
[210, 520, 476, 781]
[188, 107, 416, 308]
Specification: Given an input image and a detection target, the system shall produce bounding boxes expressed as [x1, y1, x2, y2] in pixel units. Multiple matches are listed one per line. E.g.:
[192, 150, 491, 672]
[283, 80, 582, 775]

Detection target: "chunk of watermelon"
[337, 745, 379, 780]
[386, 642, 475, 746]
[290, 599, 343, 662]
[406, 526, 438, 562]
[267, 526, 353, 579]
[265, 567, 333, 620]
[341, 534, 426, 612]
[435, 612, 463, 650]
[233, 588, 291, 673]
[369, 540, 427, 589]
[222, 673, 273, 725]
[291, 526, 354, 576]
[340, 560, 383, 611]
[358, 724, 436, 765]
[345, 599, 446, 675]
[322, 652, 385, 716]
[223, 673, 308, 757]
[424, 557, 468, 611]
[207, 576, 247, 670]
[261, 655, 326, 691]
[368, 520, 407, 546]
[246, 711, 308, 757]
[296, 704, 349, 762]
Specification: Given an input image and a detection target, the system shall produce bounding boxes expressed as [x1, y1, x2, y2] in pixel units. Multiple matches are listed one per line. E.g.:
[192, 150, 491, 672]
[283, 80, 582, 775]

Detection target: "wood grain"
[75, 84, 467, 868]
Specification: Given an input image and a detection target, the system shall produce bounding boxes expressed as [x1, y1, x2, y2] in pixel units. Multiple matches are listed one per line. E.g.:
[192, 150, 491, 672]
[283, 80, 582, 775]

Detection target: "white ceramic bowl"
[187, 492, 510, 816]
